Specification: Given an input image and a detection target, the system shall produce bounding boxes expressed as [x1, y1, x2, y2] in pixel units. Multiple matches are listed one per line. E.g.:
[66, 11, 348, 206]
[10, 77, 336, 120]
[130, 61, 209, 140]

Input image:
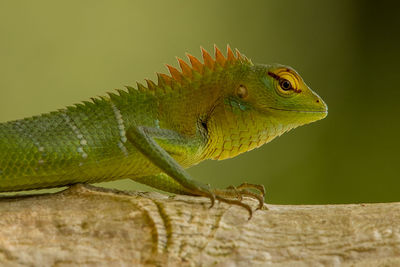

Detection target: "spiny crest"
[137, 45, 252, 92]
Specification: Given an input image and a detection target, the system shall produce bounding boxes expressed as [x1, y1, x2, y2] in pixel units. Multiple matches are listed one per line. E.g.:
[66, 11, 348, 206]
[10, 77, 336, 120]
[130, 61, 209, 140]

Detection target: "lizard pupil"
[280, 79, 292, 91]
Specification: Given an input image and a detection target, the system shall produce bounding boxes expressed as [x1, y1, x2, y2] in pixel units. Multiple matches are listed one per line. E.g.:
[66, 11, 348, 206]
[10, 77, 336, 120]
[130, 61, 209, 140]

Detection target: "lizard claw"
[205, 183, 216, 208]
[200, 183, 216, 208]
[210, 183, 266, 219]
[208, 191, 216, 208]
[189, 180, 265, 219]
[216, 195, 253, 220]
[236, 183, 266, 210]
[237, 183, 266, 199]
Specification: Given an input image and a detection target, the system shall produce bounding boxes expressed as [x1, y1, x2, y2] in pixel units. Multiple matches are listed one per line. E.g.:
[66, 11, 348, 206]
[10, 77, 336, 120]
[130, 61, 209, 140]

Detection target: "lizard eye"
[279, 79, 292, 91]
[236, 84, 248, 99]
[268, 68, 302, 96]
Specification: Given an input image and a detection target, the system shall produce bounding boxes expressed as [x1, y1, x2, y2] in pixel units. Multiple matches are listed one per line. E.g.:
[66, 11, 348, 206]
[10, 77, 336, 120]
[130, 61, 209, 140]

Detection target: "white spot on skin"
[118, 142, 128, 156]
[62, 111, 89, 160]
[14, 122, 46, 164]
[111, 102, 129, 156]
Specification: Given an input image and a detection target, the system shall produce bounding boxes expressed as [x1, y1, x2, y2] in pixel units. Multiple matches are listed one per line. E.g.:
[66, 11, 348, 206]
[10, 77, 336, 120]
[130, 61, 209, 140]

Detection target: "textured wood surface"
[0, 184, 399, 266]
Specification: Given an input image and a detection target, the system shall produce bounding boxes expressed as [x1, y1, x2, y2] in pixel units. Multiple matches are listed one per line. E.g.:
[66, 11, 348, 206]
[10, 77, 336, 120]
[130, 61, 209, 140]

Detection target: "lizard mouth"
[267, 107, 328, 114]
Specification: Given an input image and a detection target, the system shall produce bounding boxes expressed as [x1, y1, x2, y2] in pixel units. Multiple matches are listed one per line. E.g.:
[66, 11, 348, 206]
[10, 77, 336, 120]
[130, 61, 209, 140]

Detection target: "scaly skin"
[0, 45, 327, 216]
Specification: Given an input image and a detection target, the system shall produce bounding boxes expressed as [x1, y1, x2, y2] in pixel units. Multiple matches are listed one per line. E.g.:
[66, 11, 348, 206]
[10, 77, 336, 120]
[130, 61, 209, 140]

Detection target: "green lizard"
[0, 45, 327, 217]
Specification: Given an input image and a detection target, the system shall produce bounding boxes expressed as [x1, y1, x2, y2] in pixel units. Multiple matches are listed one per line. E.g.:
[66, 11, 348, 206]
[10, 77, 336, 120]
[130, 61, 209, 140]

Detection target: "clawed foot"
[210, 183, 266, 220]
[189, 180, 265, 219]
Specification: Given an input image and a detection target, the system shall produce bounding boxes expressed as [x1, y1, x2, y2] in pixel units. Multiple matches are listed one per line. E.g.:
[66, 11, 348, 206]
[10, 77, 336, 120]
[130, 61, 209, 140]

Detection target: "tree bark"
[0, 184, 399, 266]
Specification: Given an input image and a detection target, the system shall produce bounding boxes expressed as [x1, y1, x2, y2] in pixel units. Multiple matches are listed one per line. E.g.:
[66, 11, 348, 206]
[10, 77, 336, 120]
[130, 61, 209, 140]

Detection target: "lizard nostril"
[316, 99, 320, 103]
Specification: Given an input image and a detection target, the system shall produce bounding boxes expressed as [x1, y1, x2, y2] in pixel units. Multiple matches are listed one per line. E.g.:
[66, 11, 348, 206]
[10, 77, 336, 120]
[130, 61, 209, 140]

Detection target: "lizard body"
[0, 46, 327, 214]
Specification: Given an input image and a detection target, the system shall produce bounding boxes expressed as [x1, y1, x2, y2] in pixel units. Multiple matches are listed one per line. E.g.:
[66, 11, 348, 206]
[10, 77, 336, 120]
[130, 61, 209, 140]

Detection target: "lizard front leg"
[126, 125, 215, 206]
[126, 126, 265, 218]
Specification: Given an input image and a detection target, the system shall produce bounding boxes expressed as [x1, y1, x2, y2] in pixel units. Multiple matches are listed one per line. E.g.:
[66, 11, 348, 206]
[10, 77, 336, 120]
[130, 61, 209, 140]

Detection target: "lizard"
[0, 45, 327, 218]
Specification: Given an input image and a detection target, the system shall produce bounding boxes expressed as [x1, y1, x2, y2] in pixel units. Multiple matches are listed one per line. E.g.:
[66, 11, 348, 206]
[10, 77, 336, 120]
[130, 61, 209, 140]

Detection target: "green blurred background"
[0, 0, 399, 204]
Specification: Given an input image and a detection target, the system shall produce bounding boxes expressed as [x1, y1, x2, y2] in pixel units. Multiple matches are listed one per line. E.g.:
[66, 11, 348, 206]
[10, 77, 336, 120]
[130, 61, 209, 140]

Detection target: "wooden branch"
[0, 184, 399, 266]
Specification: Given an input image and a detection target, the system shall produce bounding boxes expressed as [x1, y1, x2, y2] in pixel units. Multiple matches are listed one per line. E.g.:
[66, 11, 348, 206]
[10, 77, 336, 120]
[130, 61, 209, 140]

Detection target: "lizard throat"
[203, 115, 293, 160]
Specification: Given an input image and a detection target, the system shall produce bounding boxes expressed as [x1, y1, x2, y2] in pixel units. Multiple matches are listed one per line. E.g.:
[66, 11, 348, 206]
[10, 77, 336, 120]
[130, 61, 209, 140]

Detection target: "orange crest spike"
[186, 53, 203, 72]
[214, 45, 226, 66]
[226, 45, 235, 61]
[177, 58, 192, 77]
[201, 47, 214, 68]
[159, 73, 172, 85]
[166, 64, 182, 81]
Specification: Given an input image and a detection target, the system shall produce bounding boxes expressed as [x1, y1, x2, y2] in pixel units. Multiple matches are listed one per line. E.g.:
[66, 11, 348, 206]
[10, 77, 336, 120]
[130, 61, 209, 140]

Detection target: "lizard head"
[226, 64, 327, 126]
[206, 62, 327, 160]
